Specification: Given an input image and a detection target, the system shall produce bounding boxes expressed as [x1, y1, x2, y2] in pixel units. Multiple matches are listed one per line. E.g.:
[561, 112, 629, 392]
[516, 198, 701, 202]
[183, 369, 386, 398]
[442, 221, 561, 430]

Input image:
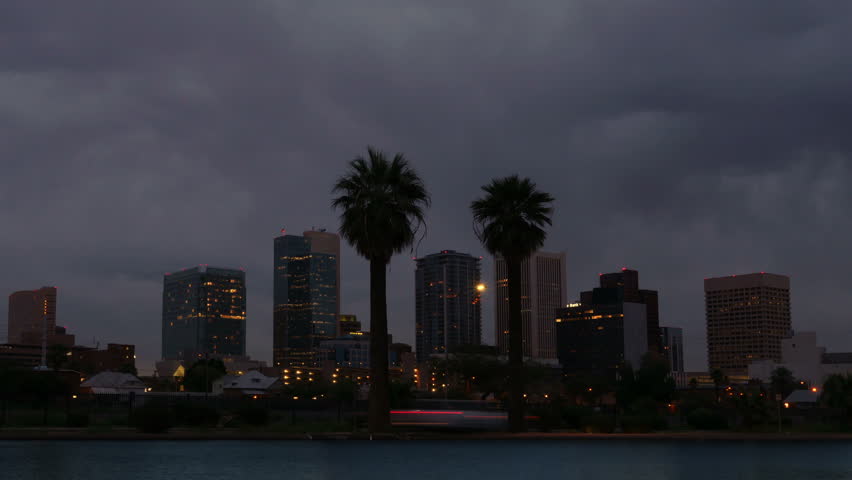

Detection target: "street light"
[476, 283, 486, 292]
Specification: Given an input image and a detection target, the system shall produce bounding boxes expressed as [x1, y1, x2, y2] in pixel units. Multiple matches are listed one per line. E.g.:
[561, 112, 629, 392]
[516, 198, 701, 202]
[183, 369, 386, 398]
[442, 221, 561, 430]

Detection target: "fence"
[0, 391, 372, 429]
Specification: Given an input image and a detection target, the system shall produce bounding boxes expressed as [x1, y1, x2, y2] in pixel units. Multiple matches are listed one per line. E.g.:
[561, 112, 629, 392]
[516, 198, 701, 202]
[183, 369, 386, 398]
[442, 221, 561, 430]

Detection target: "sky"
[2, 1, 852, 374]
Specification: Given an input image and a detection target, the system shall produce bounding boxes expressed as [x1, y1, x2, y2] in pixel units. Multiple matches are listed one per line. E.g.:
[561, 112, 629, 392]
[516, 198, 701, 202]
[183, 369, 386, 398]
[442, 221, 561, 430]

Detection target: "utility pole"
[776, 393, 782, 433]
[204, 352, 210, 402]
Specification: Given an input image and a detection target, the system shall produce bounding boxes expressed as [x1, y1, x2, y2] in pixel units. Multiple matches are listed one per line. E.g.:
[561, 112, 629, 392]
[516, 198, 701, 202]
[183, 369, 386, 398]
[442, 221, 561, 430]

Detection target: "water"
[2, 440, 852, 479]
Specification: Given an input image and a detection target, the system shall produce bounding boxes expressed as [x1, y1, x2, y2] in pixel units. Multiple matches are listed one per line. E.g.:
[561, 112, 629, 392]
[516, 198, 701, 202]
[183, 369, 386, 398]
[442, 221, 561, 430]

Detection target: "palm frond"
[331, 146, 430, 263]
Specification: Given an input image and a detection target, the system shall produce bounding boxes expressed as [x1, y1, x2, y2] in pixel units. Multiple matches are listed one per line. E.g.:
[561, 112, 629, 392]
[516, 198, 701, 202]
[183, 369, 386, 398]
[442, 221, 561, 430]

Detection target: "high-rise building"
[273, 229, 340, 369]
[7, 286, 57, 345]
[586, 269, 661, 353]
[555, 273, 649, 380]
[495, 252, 566, 359]
[705, 273, 791, 376]
[660, 326, 684, 373]
[415, 250, 482, 363]
[162, 266, 246, 361]
[338, 314, 360, 336]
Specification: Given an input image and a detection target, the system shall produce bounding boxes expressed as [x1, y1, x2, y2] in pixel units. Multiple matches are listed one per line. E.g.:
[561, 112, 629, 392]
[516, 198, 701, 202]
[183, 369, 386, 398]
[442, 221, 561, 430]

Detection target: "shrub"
[530, 405, 561, 431]
[580, 414, 615, 433]
[620, 414, 664, 433]
[131, 403, 174, 433]
[66, 413, 90, 428]
[238, 405, 269, 426]
[687, 408, 728, 430]
[174, 402, 219, 427]
[561, 405, 593, 429]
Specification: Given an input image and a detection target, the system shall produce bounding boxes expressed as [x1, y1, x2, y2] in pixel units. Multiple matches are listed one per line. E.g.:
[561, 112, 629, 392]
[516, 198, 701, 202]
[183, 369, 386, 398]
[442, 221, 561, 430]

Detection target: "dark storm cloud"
[2, 1, 852, 371]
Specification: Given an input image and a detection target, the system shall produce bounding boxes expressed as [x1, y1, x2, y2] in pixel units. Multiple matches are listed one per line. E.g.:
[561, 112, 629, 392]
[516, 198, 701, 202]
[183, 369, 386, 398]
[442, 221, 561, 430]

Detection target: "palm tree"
[332, 146, 430, 433]
[770, 367, 796, 398]
[471, 175, 554, 432]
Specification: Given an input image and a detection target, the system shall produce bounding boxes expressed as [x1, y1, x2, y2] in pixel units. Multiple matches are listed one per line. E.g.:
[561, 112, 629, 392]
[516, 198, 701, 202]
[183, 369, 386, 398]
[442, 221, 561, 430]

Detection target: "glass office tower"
[162, 266, 246, 360]
[273, 230, 340, 369]
[415, 250, 482, 363]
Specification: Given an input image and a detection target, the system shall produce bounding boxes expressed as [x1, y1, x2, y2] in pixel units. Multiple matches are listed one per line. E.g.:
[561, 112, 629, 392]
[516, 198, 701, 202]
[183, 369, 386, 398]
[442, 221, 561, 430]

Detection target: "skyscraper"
[7, 286, 56, 345]
[585, 268, 661, 354]
[415, 250, 482, 363]
[705, 273, 791, 376]
[660, 326, 684, 373]
[338, 314, 360, 336]
[555, 296, 648, 380]
[495, 252, 566, 359]
[161, 266, 246, 360]
[273, 229, 340, 369]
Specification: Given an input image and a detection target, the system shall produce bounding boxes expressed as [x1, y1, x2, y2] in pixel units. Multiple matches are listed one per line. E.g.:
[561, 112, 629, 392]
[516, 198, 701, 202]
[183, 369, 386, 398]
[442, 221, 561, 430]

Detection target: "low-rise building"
[154, 359, 186, 380]
[73, 344, 135, 374]
[80, 371, 146, 394]
[748, 331, 852, 387]
[213, 370, 282, 398]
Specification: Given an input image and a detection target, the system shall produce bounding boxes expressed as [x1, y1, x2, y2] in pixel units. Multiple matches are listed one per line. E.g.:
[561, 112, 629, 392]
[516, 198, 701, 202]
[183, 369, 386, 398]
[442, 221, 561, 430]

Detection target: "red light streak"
[390, 410, 463, 415]
[392, 422, 449, 426]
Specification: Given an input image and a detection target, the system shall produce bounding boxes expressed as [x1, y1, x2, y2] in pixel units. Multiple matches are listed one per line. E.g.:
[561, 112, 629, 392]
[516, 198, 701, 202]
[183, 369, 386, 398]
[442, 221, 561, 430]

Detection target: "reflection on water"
[1, 440, 852, 480]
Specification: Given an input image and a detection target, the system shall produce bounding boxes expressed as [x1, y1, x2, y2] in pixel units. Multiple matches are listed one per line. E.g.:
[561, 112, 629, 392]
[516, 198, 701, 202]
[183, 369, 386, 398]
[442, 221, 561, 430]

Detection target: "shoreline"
[2, 429, 852, 441]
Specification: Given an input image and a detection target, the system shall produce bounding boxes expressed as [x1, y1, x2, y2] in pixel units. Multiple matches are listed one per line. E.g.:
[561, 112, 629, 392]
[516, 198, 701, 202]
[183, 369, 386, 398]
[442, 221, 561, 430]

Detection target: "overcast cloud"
[2, 1, 852, 373]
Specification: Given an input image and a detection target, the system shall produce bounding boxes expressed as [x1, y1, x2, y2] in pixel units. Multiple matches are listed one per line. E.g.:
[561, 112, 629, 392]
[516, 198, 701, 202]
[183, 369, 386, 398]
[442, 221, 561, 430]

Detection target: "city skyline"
[0, 252, 833, 375]
[4, 2, 852, 375]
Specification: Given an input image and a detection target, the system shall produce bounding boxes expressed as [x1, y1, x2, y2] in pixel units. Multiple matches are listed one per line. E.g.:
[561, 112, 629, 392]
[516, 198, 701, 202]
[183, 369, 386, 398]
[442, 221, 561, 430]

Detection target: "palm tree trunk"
[368, 258, 391, 433]
[507, 256, 526, 432]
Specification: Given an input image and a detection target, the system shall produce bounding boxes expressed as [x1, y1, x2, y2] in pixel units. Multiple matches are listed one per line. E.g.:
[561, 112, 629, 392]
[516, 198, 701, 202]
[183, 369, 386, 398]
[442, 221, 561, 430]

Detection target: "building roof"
[219, 370, 279, 391]
[81, 371, 145, 390]
[155, 360, 186, 378]
[784, 389, 819, 404]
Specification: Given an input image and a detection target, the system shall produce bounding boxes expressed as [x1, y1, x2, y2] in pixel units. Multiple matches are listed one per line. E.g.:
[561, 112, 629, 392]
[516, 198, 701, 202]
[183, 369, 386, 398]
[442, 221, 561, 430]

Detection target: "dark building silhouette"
[7, 286, 56, 345]
[162, 266, 246, 361]
[0, 341, 135, 374]
[338, 314, 360, 336]
[581, 269, 661, 354]
[415, 250, 482, 363]
[74, 344, 136, 374]
[660, 326, 684, 373]
[556, 290, 648, 381]
[273, 230, 340, 369]
[705, 273, 791, 376]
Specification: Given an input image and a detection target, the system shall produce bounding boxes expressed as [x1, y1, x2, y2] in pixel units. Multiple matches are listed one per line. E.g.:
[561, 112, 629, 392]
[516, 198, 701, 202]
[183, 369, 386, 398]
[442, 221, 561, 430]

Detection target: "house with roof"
[80, 371, 146, 395]
[212, 370, 282, 398]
